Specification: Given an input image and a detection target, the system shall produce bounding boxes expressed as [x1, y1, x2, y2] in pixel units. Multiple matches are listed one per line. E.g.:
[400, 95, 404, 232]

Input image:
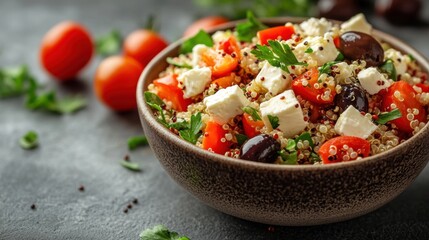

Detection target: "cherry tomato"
[333, 35, 341, 48]
[123, 29, 168, 67]
[257, 26, 295, 45]
[40, 21, 93, 81]
[183, 16, 229, 38]
[94, 56, 143, 111]
[212, 75, 235, 88]
[319, 136, 371, 164]
[381, 81, 427, 134]
[292, 67, 336, 104]
[153, 74, 193, 112]
[415, 83, 429, 93]
[242, 113, 265, 138]
[218, 36, 241, 58]
[202, 121, 232, 154]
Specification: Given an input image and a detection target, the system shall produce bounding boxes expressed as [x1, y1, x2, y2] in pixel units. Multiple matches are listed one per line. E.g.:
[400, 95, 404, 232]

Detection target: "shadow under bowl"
[137, 17, 429, 226]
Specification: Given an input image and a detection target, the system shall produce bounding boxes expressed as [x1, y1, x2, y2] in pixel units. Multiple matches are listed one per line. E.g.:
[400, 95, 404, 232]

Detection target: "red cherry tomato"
[123, 29, 168, 68]
[94, 56, 143, 111]
[257, 26, 295, 45]
[242, 113, 265, 138]
[319, 136, 371, 164]
[381, 81, 427, 134]
[153, 75, 193, 112]
[415, 83, 429, 93]
[218, 36, 241, 58]
[183, 16, 229, 38]
[40, 21, 93, 81]
[202, 121, 232, 154]
[292, 67, 336, 104]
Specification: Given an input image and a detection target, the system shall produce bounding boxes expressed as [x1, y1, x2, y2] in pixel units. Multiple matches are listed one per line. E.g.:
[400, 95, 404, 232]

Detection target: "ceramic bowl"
[137, 17, 429, 226]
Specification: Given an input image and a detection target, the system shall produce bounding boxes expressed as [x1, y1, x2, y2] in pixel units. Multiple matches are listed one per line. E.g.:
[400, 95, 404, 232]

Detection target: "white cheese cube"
[357, 67, 390, 95]
[203, 85, 250, 124]
[294, 33, 338, 66]
[260, 90, 307, 137]
[334, 106, 377, 139]
[191, 44, 212, 67]
[300, 17, 332, 37]
[255, 62, 292, 96]
[341, 13, 372, 34]
[177, 67, 212, 98]
[384, 49, 408, 76]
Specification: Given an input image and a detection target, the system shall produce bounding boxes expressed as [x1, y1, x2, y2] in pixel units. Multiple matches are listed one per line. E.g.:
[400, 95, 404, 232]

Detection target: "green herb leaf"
[179, 112, 202, 144]
[408, 54, 416, 61]
[0, 65, 37, 98]
[140, 225, 190, 240]
[128, 135, 149, 150]
[236, 133, 248, 145]
[285, 139, 296, 152]
[295, 132, 314, 148]
[180, 30, 213, 54]
[379, 59, 397, 81]
[166, 57, 192, 69]
[279, 150, 297, 165]
[169, 120, 189, 130]
[318, 61, 337, 75]
[242, 106, 261, 121]
[251, 40, 306, 73]
[52, 96, 87, 114]
[120, 160, 141, 172]
[236, 11, 267, 42]
[19, 131, 38, 150]
[309, 152, 321, 163]
[267, 115, 279, 129]
[305, 47, 313, 53]
[25, 91, 86, 114]
[375, 108, 402, 125]
[335, 52, 345, 61]
[144, 91, 168, 126]
[95, 29, 122, 56]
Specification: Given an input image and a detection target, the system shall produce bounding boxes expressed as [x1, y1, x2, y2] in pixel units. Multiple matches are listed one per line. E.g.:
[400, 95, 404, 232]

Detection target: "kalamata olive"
[335, 84, 368, 113]
[376, 0, 422, 25]
[318, 0, 360, 21]
[240, 134, 280, 163]
[339, 31, 384, 67]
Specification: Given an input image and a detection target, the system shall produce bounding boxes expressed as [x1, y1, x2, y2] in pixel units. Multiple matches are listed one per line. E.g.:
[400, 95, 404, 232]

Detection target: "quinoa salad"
[144, 13, 429, 165]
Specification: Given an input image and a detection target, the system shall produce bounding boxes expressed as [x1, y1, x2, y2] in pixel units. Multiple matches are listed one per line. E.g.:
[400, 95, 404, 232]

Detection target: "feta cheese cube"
[384, 49, 408, 76]
[357, 67, 390, 95]
[260, 90, 307, 137]
[203, 85, 250, 124]
[341, 13, 372, 34]
[300, 17, 332, 37]
[294, 33, 338, 66]
[192, 44, 212, 67]
[255, 62, 292, 96]
[334, 106, 377, 139]
[177, 67, 212, 98]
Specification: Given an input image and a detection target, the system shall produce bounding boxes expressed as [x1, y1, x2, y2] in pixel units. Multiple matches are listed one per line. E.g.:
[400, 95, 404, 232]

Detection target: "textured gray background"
[1, 0, 429, 239]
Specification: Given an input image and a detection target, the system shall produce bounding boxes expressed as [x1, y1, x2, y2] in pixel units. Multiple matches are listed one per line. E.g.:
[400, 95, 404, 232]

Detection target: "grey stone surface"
[1, 0, 429, 239]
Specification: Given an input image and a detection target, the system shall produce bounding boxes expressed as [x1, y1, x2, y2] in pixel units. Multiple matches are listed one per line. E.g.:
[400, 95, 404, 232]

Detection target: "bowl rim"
[137, 16, 429, 171]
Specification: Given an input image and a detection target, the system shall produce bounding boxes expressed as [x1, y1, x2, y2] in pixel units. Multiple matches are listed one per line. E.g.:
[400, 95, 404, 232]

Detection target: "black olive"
[335, 84, 368, 113]
[339, 31, 384, 67]
[376, 0, 422, 25]
[240, 134, 280, 163]
[318, 0, 360, 21]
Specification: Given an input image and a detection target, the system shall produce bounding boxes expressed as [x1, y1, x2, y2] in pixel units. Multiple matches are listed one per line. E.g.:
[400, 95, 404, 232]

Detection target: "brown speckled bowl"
[137, 18, 429, 226]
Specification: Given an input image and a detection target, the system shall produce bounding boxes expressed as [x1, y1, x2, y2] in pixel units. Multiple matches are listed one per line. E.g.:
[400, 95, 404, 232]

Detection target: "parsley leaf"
[25, 91, 86, 114]
[335, 52, 345, 61]
[267, 115, 279, 129]
[140, 225, 190, 240]
[295, 132, 314, 148]
[19, 131, 38, 150]
[236, 133, 248, 145]
[128, 135, 149, 150]
[236, 11, 267, 42]
[120, 160, 141, 172]
[95, 29, 122, 56]
[279, 132, 319, 165]
[179, 112, 202, 144]
[285, 139, 296, 151]
[144, 91, 168, 127]
[251, 40, 306, 73]
[180, 30, 213, 54]
[279, 149, 297, 165]
[166, 57, 192, 69]
[375, 109, 402, 124]
[318, 61, 337, 75]
[242, 106, 261, 121]
[0, 65, 37, 98]
[379, 59, 397, 81]
[305, 47, 313, 53]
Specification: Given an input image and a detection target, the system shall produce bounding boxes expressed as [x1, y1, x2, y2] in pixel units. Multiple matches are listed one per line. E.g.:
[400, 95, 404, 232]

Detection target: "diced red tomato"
[333, 36, 341, 48]
[202, 121, 232, 154]
[201, 50, 238, 78]
[292, 67, 336, 104]
[381, 81, 427, 134]
[415, 83, 429, 93]
[153, 74, 193, 112]
[257, 26, 295, 45]
[242, 113, 265, 138]
[218, 36, 241, 59]
[319, 136, 371, 164]
[309, 104, 322, 123]
[212, 75, 235, 88]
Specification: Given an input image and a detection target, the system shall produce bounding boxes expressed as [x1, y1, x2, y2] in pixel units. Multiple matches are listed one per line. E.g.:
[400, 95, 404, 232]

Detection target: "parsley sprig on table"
[251, 40, 307, 73]
[128, 135, 149, 150]
[95, 29, 122, 56]
[0, 65, 37, 98]
[236, 11, 267, 42]
[19, 131, 39, 150]
[140, 225, 190, 240]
